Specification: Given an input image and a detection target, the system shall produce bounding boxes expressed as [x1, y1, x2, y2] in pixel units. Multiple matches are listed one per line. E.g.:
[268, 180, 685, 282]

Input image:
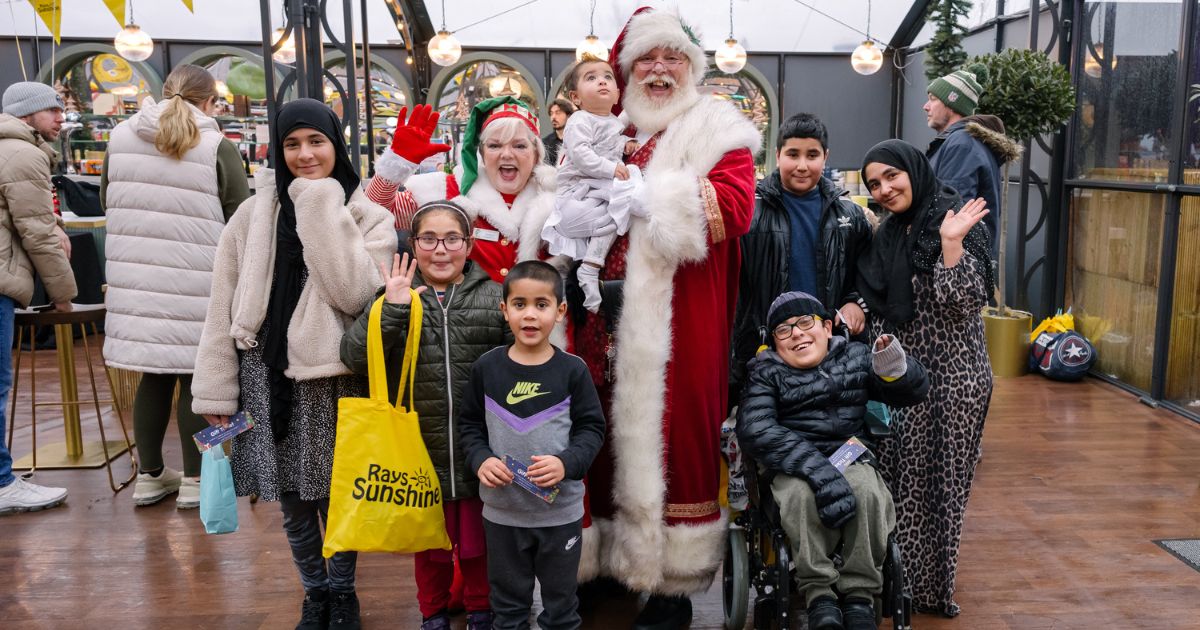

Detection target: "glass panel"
[1185, 0, 1200, 174]
[59, 53, 154, 174]
[1073, 1, 1182, 183]
[1066, 189, 1164, 391]
[1166, 194, 1200, 407]
[324, 61, 409, 159]
[434, 60, 540, 171]
[701, 68, 772, 177]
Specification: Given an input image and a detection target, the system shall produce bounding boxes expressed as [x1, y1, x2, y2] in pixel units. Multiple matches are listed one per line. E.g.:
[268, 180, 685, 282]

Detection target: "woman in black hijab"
[192, 98, 397, 629]
[855, 139, 993, 619]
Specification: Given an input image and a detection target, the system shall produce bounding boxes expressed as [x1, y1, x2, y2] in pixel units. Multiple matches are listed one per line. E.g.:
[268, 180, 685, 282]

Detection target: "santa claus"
[572, 7, 760, 628]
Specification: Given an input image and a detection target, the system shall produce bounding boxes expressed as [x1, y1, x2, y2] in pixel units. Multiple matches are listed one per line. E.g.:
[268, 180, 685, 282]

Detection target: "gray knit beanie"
[2, 82, 64, 118]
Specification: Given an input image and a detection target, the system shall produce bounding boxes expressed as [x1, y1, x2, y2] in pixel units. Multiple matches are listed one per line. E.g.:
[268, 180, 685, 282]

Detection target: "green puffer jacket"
[340, 261, 510, 500]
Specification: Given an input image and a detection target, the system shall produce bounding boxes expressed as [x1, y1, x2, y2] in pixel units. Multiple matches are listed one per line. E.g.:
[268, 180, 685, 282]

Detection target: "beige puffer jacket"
[0, 114, 77, 306]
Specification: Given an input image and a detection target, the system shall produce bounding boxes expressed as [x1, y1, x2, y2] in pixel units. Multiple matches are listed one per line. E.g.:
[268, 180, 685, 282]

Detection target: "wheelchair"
[721, 423, 912, 630]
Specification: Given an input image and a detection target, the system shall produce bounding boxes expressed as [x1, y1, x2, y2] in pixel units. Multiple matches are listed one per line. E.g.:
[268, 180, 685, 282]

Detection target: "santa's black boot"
[631, 594, 692, 629]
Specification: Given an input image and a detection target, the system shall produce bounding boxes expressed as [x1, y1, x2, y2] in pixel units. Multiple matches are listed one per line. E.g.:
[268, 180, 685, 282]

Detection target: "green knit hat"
[458, 96, 539, 195]
[927, 63, 988, 117]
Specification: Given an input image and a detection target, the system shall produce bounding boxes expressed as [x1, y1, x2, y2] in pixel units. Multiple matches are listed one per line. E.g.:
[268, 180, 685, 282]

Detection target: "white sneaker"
[132, 467, 183, 506]
[0, 477, 68, 515]
[176, 476, 200, 510]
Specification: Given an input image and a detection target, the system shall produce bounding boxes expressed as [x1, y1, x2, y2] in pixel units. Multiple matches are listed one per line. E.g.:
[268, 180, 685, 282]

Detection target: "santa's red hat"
[609, 7, 707, 98]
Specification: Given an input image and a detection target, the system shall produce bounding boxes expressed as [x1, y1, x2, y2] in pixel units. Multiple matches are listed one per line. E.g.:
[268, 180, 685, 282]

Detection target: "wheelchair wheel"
[723, 526, 750, 630]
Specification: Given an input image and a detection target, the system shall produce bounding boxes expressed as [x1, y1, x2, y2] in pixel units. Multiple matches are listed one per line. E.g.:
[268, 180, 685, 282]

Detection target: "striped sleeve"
[365, 176, 419, 230]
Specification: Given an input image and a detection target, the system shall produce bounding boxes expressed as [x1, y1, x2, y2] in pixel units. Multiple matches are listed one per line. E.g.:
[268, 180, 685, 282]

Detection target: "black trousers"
[483, 517, 583, 630]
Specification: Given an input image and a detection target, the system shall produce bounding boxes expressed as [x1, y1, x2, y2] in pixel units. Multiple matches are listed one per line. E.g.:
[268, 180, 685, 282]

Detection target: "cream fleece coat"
[191, 169, 396, 416]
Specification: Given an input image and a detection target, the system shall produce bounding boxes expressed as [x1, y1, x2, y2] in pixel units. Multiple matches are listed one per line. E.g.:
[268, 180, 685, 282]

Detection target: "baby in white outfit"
[541, 56, 641, 312]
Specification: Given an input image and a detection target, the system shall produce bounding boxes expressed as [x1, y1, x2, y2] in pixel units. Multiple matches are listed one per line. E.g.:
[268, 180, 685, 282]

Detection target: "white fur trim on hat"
[616, 9, 707, 85]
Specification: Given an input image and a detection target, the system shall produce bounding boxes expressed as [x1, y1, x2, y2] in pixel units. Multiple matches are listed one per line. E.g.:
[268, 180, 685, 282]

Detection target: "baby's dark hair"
[410, 200, 471, 235]
[502, 260, 564, 303]
[564, 54, 613, 95]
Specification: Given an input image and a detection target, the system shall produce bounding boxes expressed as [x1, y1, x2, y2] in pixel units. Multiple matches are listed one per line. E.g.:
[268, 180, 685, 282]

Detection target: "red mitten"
[389, 104, 451, 164]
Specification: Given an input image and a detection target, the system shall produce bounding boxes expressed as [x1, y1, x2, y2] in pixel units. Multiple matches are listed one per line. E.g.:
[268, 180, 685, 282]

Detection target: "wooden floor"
[3, 341, 1200, 629]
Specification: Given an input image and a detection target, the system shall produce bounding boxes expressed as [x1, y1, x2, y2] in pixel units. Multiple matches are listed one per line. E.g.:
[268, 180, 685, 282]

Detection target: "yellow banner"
[27, 0, 61, 44]
[102, 0, 125, 28]
[181, 0, 194, 12]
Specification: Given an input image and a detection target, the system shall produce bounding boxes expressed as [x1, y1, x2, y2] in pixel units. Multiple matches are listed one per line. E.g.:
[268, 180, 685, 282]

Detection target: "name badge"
[473, 227, 500, 242]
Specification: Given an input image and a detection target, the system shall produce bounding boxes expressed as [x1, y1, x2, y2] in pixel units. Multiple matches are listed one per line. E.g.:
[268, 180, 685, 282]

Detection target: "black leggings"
[132, 373, 207, 477]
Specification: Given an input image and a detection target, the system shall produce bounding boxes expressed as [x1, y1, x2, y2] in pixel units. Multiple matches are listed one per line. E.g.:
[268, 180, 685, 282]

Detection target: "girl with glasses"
[341, 201, 511, 630]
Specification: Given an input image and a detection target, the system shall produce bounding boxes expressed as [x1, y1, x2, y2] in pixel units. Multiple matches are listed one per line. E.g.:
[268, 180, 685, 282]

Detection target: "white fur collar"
[453, 164, 556, 262]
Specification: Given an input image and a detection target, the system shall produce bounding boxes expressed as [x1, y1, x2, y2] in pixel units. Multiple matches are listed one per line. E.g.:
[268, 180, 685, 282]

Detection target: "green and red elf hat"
[458, 95, 539, 195]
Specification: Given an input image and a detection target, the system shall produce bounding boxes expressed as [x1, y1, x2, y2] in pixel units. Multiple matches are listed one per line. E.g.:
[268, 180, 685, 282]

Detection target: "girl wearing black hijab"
[192, 98, 397, 629]
[855, 139, 993, 619]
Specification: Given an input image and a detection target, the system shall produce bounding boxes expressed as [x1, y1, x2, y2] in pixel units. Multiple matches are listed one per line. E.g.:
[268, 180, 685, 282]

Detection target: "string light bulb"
[851, 0, 883, 75]
[851, 41, 883, 75]
[715, 0, 746, 74]
[575, 2, 608, 61]
[427, 1, 461, 67]
[428, 30, 462, 66]
[114, 0, 153, 62]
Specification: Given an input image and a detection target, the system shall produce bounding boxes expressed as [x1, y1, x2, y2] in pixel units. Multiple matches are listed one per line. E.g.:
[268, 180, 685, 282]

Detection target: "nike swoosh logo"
[565, 535, 580, 551]
[506, 391, 552, 405]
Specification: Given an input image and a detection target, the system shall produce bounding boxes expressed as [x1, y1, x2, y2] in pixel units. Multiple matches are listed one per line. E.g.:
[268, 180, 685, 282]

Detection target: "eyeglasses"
[414, 234, 467, 251]
[634, 56, 686, 69]
[772, 315, 822, 340]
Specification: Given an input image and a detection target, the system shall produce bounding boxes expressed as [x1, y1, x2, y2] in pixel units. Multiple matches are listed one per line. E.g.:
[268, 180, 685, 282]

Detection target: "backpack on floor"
[1029, 330, 1096, 381]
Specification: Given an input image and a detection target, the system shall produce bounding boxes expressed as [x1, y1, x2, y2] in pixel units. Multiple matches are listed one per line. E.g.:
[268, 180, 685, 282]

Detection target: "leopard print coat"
[871, 252, 993, 617]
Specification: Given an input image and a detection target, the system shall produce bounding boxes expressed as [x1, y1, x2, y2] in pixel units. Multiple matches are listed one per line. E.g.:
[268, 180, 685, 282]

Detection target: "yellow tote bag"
[323, 291, 452, 557]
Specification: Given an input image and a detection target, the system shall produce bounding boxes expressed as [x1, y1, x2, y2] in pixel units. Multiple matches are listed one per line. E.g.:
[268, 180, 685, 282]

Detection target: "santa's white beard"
[622, 80, 701, 135]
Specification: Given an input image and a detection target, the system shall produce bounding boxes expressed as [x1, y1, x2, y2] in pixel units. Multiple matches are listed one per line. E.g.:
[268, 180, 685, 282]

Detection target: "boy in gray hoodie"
[459, 260, 605, 630]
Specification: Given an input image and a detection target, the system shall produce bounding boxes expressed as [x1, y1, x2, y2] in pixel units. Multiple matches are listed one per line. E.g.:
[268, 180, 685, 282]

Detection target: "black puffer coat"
[730, 174, 873, 398]
[737, 336, 928, 528]
[340, 261, 510, 500]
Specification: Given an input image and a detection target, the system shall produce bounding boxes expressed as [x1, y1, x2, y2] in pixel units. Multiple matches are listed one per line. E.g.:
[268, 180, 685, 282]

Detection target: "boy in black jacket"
[459, 260, 605, 630]
[737, 291, 929, 630]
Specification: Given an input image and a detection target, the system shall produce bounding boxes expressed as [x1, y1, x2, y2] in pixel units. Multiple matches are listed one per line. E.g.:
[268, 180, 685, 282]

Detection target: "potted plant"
[966, 48, 1076, 376]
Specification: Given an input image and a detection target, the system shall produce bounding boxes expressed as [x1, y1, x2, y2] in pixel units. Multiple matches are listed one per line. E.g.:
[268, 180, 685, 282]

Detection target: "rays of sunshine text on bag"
[352, 463, 442, 507]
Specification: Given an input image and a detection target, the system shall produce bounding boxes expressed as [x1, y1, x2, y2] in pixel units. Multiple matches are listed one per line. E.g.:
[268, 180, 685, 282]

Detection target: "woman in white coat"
[101, 64, 251, 508]
[191, 98, 396, 630]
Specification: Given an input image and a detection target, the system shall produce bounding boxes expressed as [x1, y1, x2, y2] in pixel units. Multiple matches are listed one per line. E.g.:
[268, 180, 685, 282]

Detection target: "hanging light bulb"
[272, 27, 297, 64]
[851, 41, 883, 75]
[427, 1, 461, 67]
[114, 0, 154, 62]
[851, 1, 883, 75]
[715, 38, 747, 74]
[714, 1, 747, 74]
[576, 35, 608, 61]
[575, 2, 607, 61]
[427, 30, 462, 66]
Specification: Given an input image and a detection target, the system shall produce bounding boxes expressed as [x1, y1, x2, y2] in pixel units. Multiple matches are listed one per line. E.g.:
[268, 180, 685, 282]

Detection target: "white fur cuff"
[375, 148, 419, 183]
[642, 169, 708, 265]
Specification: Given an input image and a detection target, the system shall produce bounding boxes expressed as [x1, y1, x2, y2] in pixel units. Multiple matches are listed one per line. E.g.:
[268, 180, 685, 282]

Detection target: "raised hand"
[940, 197, 990, 243]
[389, 104, 452, 164]
[378, 252, 427, 305]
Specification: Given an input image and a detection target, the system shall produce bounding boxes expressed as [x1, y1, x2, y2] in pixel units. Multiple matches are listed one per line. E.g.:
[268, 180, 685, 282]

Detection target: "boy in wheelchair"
[736, 292, 928, 630]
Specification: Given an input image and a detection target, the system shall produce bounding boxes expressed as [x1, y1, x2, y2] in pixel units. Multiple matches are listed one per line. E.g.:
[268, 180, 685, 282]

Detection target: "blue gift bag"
[199, 447, 238, 535]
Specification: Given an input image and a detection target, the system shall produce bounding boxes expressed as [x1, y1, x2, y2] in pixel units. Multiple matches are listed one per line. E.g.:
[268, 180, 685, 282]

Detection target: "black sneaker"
[841, 598, 877, 630]
[631, 595, 692, 630]
[328, 590, 361, 630]
[806, 595, 844, 630]
[296, 588, 329, 630]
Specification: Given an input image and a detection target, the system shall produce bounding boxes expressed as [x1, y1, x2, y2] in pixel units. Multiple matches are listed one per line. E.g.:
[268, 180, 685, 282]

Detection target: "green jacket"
[340, 261, 510, 500]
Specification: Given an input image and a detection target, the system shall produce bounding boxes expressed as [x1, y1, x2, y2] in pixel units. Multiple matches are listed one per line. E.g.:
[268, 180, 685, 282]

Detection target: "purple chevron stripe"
[484, 395, 572, 434]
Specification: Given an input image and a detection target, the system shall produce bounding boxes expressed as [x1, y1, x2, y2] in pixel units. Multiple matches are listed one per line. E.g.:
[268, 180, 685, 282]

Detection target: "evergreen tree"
[924, 0, 973, 83]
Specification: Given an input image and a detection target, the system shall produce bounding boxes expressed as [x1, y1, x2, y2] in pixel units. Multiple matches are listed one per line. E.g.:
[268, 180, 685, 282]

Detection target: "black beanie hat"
[766, 291, 830, 332]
